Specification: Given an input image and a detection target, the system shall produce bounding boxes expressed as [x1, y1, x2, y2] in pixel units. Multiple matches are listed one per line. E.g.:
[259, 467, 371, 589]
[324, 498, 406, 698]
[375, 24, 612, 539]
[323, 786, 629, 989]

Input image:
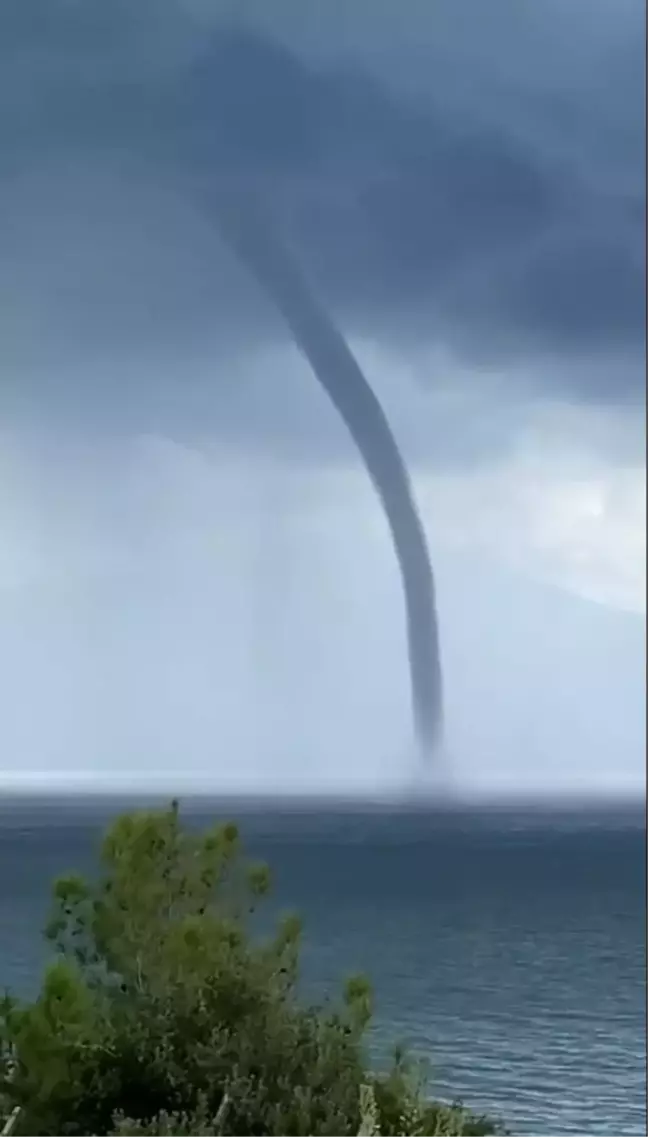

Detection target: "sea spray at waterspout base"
[210, 192, 443, 759]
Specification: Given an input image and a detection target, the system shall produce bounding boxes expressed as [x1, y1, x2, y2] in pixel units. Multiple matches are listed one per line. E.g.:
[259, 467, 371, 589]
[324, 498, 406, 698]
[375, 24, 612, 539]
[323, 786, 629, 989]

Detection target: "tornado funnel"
[212, 192, 443, 759]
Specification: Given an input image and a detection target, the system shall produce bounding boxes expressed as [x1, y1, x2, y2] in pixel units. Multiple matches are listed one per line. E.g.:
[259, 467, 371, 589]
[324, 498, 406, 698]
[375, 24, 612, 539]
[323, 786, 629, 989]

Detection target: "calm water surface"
[0, 795, 645, 1136]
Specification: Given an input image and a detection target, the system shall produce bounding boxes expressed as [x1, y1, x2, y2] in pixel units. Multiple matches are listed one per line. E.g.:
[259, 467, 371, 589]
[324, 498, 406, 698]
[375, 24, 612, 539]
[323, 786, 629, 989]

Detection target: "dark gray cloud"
[0, 0, 644, 427]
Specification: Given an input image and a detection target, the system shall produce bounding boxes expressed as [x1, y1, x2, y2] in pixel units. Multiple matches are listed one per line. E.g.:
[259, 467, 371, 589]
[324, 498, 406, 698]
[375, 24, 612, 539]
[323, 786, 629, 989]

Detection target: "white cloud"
[416, 456, 645, 614]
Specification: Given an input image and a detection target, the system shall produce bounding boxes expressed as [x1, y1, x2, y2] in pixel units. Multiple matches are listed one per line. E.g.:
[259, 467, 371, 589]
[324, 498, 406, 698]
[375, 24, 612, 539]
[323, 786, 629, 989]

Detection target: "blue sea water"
[0, 795, 645, 1136]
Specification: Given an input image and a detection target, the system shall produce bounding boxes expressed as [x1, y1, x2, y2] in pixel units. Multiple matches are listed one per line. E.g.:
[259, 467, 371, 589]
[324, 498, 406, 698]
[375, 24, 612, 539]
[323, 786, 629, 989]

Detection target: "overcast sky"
[0, 0, 645, 797]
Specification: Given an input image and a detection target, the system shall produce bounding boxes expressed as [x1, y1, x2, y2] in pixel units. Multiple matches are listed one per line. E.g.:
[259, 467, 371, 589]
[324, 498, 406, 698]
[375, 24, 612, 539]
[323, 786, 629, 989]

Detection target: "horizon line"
[0, 782, 644, 811]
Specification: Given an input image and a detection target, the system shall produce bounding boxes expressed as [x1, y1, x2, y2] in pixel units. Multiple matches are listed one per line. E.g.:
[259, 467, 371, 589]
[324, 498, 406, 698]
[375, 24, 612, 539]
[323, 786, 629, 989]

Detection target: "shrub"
[0, 802, 504, 1136]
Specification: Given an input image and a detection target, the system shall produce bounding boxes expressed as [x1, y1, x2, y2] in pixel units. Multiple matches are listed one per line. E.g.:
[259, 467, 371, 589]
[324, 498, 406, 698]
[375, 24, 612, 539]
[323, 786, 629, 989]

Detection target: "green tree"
[0, 802, 504, 1136]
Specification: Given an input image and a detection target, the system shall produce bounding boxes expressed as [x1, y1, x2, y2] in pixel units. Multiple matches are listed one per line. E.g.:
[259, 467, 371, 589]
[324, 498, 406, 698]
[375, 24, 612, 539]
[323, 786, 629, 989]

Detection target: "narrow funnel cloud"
[209, 191, 443, 758]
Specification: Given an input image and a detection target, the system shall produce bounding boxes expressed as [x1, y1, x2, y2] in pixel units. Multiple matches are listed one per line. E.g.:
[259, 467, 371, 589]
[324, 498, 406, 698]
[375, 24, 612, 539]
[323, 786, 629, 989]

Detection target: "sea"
[0, 794, 645, 1136]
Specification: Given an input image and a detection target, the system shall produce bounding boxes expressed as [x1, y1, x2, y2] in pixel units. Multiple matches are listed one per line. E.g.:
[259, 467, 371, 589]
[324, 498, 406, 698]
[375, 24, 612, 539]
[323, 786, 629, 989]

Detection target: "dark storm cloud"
[0, 0, 644, 411]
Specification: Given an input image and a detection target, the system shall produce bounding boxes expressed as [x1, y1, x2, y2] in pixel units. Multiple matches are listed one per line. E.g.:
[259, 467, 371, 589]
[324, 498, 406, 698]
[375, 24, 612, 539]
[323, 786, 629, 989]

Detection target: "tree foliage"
[0, 802, 504, 1136]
